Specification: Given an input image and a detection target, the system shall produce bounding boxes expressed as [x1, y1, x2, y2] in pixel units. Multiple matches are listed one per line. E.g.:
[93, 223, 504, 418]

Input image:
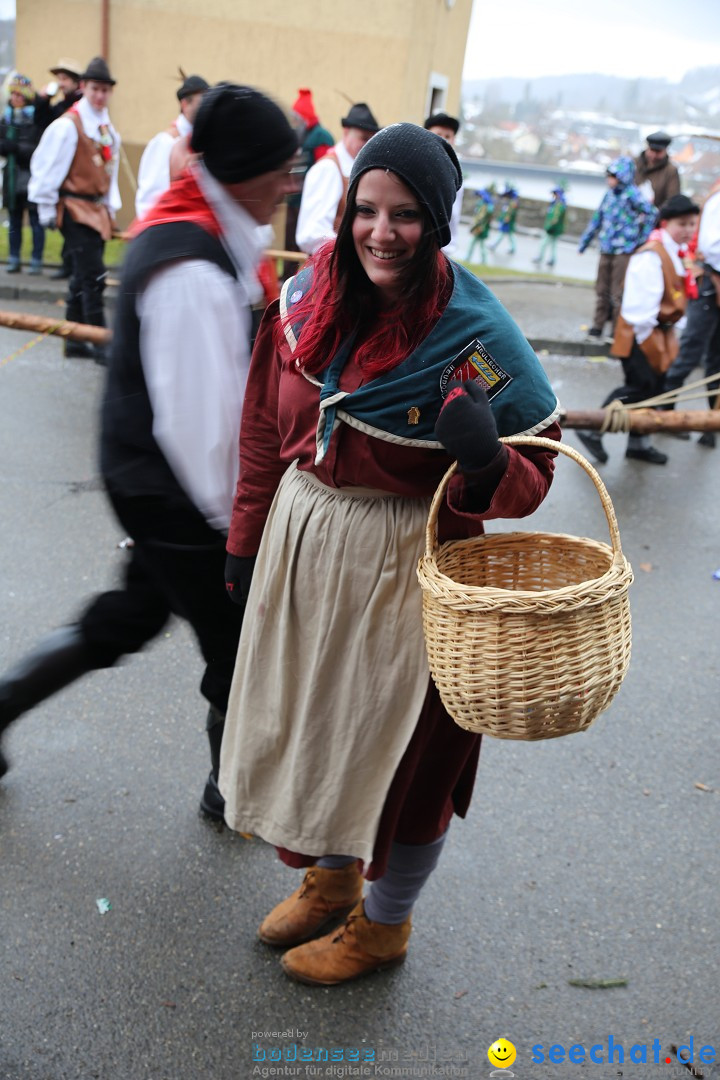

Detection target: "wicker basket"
[416, 435, 633, 740]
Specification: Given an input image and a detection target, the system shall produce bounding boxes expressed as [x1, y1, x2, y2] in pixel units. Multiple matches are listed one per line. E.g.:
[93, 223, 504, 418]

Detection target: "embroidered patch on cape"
[439, 339, 513, 401]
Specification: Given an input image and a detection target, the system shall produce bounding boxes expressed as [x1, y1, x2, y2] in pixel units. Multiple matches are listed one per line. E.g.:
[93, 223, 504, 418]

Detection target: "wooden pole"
[1, 307, 719, 432]
[266, 247, 308, 265]
[561, 408, 720, 433]
[0, 311, 111, 345]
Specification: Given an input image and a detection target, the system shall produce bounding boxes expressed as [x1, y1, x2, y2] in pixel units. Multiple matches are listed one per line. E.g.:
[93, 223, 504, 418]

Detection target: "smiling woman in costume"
[220, 122, 562, 986]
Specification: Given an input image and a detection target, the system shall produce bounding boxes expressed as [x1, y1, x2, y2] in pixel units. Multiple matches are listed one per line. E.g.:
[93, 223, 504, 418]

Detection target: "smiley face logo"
[488, 1039, 517, 1069]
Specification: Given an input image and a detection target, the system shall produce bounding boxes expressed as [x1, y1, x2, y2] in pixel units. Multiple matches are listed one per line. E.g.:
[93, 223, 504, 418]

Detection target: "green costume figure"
[465, 185, 495, 264]
[533, 184, 567, 269]
[489, 183, 519, 254]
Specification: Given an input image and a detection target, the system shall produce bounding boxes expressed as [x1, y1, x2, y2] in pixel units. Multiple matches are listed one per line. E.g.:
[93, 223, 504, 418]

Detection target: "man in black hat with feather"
[135, 72, 209, 220]
[295, 101, 380, 254]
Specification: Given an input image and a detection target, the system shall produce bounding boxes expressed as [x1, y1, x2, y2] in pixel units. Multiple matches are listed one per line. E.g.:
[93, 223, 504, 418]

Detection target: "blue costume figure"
[465, 185, 495, 264]
[490, 183, 519, 254]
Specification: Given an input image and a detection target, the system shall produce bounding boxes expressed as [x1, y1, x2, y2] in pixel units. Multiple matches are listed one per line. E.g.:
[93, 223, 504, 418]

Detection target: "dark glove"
[225, 553, 256, 610]
[434, 380, 502, 472]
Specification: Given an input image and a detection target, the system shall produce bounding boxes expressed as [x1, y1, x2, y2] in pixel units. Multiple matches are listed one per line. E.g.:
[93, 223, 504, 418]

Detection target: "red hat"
[293, 88, 318, 128]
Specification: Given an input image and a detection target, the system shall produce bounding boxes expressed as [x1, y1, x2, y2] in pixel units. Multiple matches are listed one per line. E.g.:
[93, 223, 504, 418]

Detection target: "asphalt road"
[0, 305, 718, 1080]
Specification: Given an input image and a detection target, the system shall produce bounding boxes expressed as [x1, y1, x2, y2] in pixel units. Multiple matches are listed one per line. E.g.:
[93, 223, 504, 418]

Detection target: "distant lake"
[458, 158, 610, 210]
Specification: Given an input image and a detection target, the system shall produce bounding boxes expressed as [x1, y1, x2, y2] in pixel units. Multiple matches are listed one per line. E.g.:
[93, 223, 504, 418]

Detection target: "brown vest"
[325, 149, 349, 233]
[58, 111, 113, 240]
[612, 240, 686, 373]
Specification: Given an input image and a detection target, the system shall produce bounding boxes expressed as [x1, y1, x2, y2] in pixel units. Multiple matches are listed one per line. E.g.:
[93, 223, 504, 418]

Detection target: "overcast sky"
[0, 0, 13, 20]
[462, 0, 720, 82]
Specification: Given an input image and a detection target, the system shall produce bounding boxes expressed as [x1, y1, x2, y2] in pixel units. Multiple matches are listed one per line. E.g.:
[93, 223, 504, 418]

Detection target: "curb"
[0, 279, 603, 358]
[0, 280, 117, 308]
[529, 338, 611, 357]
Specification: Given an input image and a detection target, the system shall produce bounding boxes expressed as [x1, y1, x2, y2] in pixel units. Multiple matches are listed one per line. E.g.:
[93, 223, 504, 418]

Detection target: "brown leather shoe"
[258, 865, 364, 947]
[280, 901, 411, 986]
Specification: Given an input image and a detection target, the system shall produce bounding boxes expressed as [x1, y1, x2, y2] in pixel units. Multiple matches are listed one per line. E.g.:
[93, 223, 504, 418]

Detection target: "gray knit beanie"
[348, 122, 462, 248]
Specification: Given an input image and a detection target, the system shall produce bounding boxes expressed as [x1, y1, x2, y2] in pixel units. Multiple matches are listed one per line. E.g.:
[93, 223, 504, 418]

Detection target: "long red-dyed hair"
[282, 176, 453, 378]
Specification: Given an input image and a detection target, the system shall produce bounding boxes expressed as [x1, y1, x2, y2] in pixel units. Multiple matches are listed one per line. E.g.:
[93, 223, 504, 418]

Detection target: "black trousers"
[61, 214, 107, 328]
[79, 493, 244, 714]
[602, 341, 665, 409]
[664, 271, 720, 408]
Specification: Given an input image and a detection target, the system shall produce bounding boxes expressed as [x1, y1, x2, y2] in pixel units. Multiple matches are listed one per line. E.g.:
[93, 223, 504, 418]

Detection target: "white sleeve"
[698, 192, 720, 273]
[135, 132, 172, 219]
[295, 158, 343, 254]
[28, 117, 78, 225]
[620, 251, 664, 344]
[137, 261, 250, 532]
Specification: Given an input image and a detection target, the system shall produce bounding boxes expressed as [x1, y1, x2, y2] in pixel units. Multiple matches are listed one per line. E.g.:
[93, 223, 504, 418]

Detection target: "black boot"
[0, 626, 95, 777]
[625, 445, 668, 464]
[199, 705, 226, 822]
[63, 340, 94, 360]
[91, 345, 108, 367]
[576, 430, 608, 464]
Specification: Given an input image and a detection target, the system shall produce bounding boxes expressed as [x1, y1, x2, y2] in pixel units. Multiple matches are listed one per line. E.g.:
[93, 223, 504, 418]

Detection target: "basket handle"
[424, 435, 626, 564]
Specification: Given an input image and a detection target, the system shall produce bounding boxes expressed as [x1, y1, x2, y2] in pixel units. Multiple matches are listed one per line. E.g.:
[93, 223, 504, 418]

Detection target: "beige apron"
[219, 464, 431, 865]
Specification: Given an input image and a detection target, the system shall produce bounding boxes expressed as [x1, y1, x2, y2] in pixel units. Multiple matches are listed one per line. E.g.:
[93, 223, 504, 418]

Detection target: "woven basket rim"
[418, 529, 633, 607]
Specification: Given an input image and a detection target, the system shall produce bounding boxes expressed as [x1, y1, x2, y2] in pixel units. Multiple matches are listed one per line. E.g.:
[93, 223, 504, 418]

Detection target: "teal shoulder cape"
[279, 261, 560, 464]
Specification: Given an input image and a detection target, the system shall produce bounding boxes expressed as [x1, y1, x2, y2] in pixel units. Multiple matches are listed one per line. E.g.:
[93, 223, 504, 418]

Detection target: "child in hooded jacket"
[579, 156, 655, 339]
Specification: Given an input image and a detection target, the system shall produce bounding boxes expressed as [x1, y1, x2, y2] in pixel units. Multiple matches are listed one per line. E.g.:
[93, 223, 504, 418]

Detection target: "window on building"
[427, 73, 449, 117]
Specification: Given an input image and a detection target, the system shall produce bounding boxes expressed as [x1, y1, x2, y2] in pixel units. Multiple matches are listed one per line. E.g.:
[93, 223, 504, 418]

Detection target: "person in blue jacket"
[579, 156, 655, 340]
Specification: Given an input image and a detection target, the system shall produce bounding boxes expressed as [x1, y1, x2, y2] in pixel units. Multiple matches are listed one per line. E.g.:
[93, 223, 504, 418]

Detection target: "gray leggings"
[317, 829, 448, 925]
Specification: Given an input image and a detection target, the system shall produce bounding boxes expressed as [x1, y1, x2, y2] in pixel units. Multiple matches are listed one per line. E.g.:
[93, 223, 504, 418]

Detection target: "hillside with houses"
[460, 66, 720, 196]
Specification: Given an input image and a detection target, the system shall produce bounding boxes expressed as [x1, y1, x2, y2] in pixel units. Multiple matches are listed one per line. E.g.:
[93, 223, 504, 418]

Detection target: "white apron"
[219, 464, 432, 865]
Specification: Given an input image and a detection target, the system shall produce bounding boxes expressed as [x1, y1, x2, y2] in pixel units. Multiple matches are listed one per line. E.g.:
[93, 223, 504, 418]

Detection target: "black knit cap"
[341, 103, 380, 133]
[191, 83, 299, 183]
[348, 122, 462, 248]
[424, 112, 460, 135]
[657, 193, 700, 220]
[81, 57, 116, 85]
[177, 75, 209, 101]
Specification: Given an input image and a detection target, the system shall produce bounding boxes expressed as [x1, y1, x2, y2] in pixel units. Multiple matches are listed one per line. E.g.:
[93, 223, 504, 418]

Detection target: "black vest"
[100, 222, 237, 510]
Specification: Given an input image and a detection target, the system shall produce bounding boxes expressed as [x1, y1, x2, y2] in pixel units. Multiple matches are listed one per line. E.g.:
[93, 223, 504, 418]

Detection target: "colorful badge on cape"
[440, 338, 513, 401]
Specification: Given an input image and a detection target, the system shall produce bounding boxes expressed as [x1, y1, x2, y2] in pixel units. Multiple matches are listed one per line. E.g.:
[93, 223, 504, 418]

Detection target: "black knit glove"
[225, 553, 256, 610]
[434, 380, 502, 472]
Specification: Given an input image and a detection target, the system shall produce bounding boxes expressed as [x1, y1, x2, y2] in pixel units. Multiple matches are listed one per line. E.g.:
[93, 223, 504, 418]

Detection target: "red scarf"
[648, 227, 698, 300]
[69, 104, 114, 162]
[129, 169, 280, 303]
[130, 169, 222, 238]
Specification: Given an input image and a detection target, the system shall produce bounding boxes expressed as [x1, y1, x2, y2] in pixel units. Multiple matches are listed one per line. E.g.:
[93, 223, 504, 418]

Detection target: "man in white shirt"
[135, 73, 208, 220]
[577, 193, 700, 465]
[423, 112, 463, 256]
[29, 56, 121, 363]
[0, 84, 298, 823]
[295, 101, 379, 254]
